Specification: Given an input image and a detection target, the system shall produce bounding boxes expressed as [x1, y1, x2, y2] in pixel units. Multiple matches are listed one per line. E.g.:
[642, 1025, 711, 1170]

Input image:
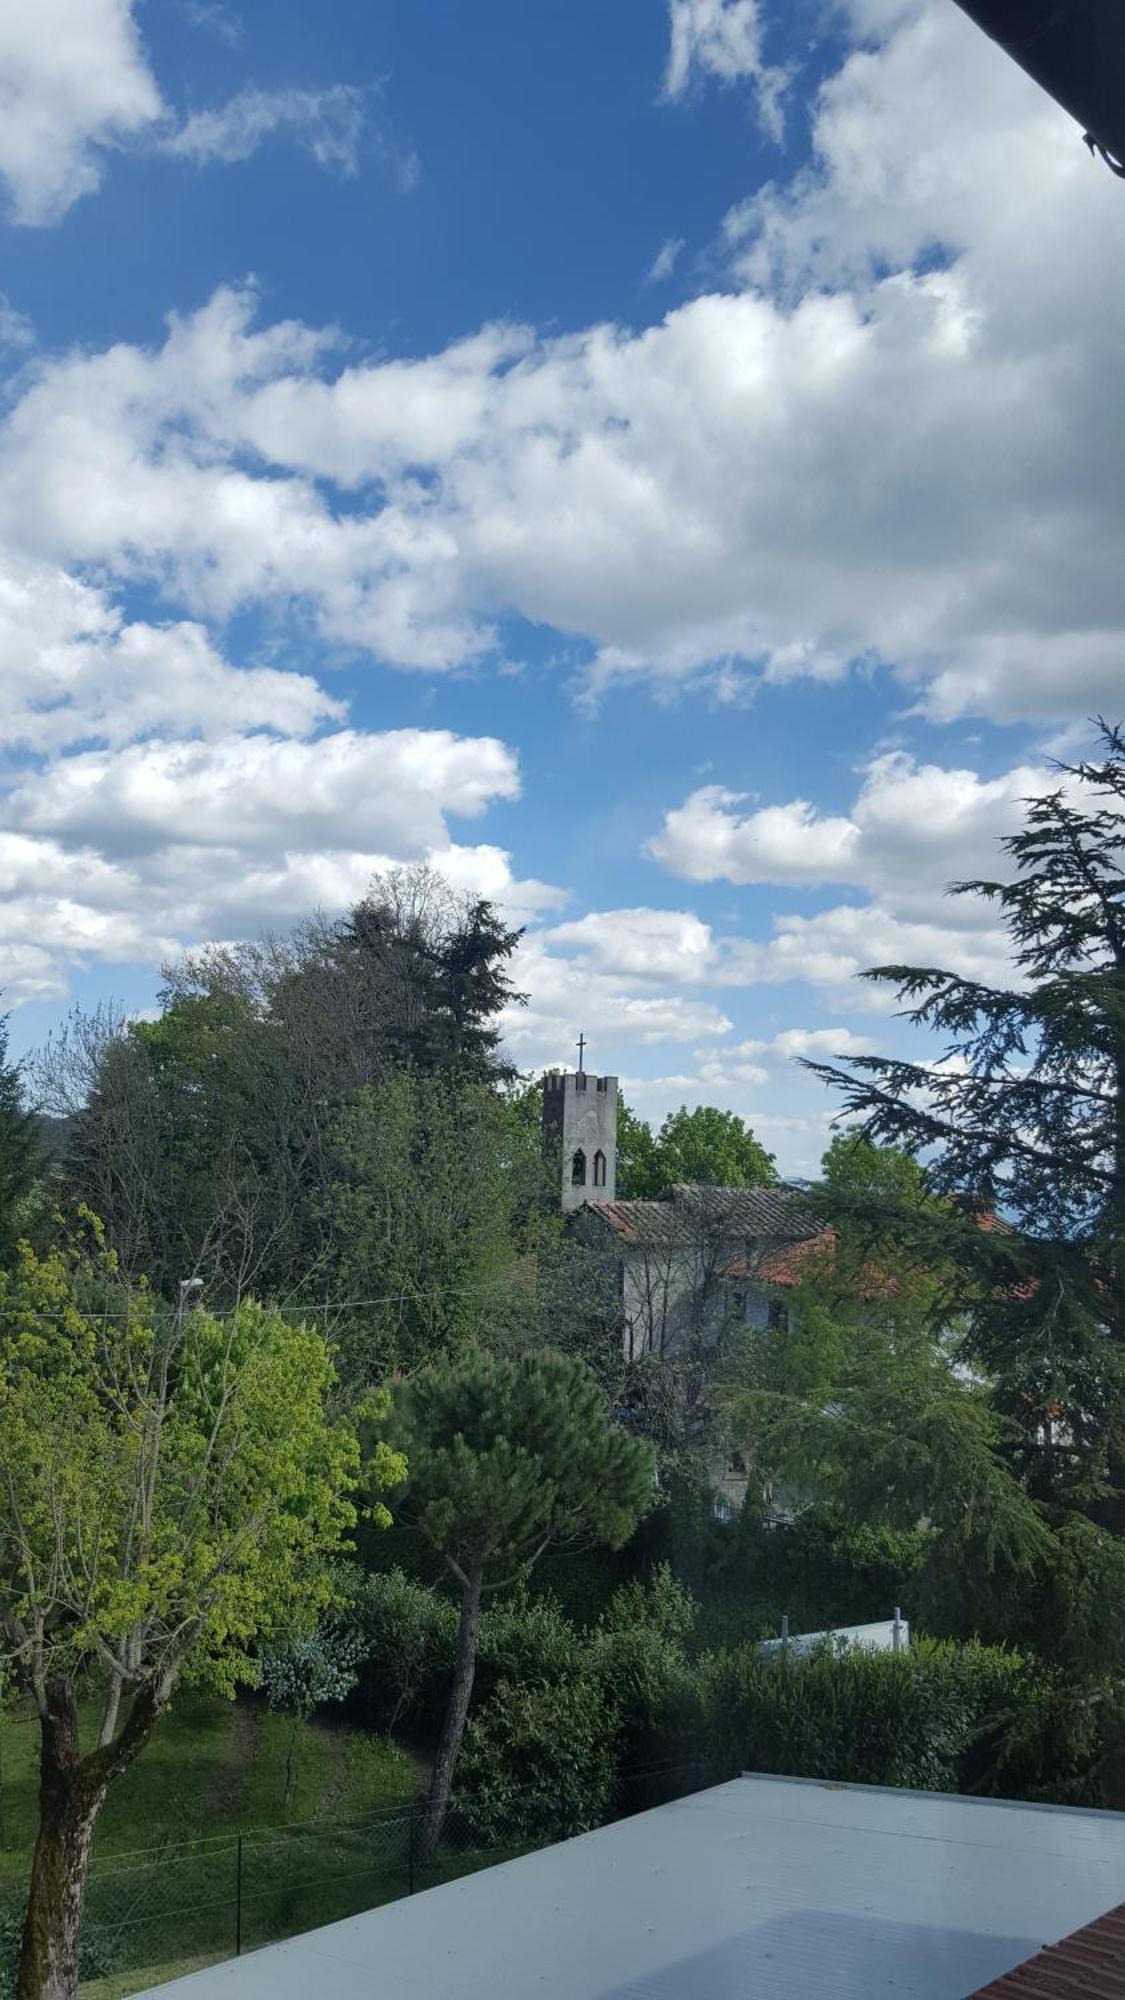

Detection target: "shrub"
[337, 1565, 458, 1730]
[686, 1505, 928, 1654]
[259, 1630, 361, 1715]
[457, 1676, 616, 1844]
[698, 1637, 1026, 1793]
[588, 1566, 700, 1768]
[474, 1590, 583, 1704]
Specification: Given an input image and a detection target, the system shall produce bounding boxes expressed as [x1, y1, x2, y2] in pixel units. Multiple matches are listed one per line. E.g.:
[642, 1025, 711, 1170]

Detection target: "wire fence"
[0, 1764, 715, 1996]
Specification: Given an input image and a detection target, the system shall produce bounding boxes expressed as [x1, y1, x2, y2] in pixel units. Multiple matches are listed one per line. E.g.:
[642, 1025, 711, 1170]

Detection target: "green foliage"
[321, 1073, 540, 1383]
[333, 1564, 458, 1730]
[376, 1348, 655, 1583]
[339, 876, 524, 1082]
[672, 1505, 927, 1654]
[728, 1160, 1050, 1577]
[457, 1676, 616, 1845]
[615, 1100, 663, 1199]
[0, 1017, 38, 1267]
[588, 1567, 700, 1766]
[698, 1637, 1026, 1793]
[617, 1100, 776, 1199]
[47, 868, 528, 1304]
[0, 1234, 372, 1708]
[475, 1591, 583, 1704]
[804, 723, 1125, 1530]
[654, 1104, 777, 1190]
[819, 1132, 934, 1213]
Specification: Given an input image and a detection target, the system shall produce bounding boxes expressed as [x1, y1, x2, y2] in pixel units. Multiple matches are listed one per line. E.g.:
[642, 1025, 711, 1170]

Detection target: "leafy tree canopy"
[380, 1348, 654, 1582]
[0, 1012, 39, 1265]
[804, 722, 1125, 1529]
[619, 1102, 776, 1198]
[0, 1223, 398, 1998]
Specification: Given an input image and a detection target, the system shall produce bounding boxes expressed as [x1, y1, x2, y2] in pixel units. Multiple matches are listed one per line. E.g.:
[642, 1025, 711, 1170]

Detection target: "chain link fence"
[0, 1764, 714, 1997]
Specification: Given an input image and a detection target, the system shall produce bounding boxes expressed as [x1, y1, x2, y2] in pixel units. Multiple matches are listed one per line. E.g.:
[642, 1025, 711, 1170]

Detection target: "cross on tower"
[576, 1032, 586, 1074]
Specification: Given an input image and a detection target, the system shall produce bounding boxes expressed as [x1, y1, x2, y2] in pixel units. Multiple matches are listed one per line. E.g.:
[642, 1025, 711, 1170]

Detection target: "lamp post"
[951, 0, 1125, 175]
[175, 1276, 203, 1334]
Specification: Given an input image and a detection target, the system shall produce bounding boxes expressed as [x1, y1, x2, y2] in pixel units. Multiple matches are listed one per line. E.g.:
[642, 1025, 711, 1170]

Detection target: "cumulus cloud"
[4, 0, 1122, 734]
[0, 1, 412, 223]
[544, 907, 717, 984]
[9, 729, 520, 857]
[3, 1, 1121, 724]
[643, 748, 1070, 1009]
[0, 0, 162, 223]
[771, 1026, 877, 1060]
[0, 710, 553, 1007]
[499, 934, 733, 1072]
[649, 752, 1056, 921]
[0, 555, 340, 752]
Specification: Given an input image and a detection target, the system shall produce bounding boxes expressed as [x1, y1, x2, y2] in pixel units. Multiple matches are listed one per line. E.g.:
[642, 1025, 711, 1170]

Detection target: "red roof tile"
[968, 1901, 1125, 1997]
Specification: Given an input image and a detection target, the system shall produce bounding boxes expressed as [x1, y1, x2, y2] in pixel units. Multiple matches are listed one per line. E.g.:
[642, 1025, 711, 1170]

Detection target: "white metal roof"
[140, 1775, 1125, 2000]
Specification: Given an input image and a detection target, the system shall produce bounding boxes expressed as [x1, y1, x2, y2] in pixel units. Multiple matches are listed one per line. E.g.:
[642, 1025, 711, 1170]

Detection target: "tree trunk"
[18, 1673, 170, 2000]
[17, 1682, 106, 2000]
[420, 1560, 483, 1861]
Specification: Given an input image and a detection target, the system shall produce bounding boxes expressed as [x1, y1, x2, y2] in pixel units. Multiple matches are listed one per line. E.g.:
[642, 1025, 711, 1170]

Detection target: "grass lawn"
[0, 1696, 418, 1997]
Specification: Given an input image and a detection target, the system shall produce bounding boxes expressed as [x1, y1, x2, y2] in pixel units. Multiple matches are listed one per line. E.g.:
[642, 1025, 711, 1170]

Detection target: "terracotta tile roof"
[968, 1901, 1125, 1997]
[583, 1182, 823, 1247]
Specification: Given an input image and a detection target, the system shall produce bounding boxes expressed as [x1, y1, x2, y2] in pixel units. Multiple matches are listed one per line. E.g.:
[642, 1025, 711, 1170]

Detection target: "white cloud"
[0, 555, 340, 752]
[0, 705, 556, 1007]
[662, 0, 787, 138]
[650, 790, 860, 886]
[0, 3, 412, 224]
[500, 934, 733, 1072]
[649, 751, 1055, 922]
[8, 729, 519, 857]
[0, 297, 35, 351]
[644, 748, 1067, 1013]
[544, 907, 717, 984]
[0, 0, 162, 223]
[724, 903, 1021, 1003]
[162, 85, 375, 180]
[770, 1026, 876, 1060]
[646, 237, 684, 285]
[3, 3, 1122, 723]
[179, 1, 243, 48]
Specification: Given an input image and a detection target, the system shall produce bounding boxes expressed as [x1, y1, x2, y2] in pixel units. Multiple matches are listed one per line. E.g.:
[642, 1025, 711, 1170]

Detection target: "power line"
[0, 1269, 530, 1326]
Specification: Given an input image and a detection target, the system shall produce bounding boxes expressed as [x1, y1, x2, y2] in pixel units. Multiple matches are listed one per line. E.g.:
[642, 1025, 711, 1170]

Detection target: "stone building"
[541, 1067, 825, 1363]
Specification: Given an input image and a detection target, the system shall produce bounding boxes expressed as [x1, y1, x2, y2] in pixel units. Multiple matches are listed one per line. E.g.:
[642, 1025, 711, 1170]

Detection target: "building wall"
[542, 1071, 618, 1212]
[620, 1248, 786, 1360]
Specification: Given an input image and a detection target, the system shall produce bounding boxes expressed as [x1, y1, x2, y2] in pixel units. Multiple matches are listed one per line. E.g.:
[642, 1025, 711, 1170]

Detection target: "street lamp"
[952, 0, 1125, 175]
[175, 1276, 204, 1331]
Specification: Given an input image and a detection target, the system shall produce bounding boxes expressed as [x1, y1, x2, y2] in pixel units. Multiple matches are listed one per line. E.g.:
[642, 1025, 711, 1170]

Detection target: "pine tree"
[804, 722, 1125, 1529]
[375, 1348, 653, 1856]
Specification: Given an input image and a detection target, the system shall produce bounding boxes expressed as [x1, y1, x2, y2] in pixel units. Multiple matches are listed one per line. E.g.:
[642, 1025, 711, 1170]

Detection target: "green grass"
[0, 1697, 418, 1998]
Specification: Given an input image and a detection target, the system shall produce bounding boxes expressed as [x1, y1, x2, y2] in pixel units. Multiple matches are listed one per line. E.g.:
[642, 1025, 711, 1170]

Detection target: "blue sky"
[1, 0, 1122, 1175]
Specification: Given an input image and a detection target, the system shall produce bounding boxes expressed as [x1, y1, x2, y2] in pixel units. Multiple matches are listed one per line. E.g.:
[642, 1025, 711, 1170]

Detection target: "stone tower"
[542, 1065, 618, 1212]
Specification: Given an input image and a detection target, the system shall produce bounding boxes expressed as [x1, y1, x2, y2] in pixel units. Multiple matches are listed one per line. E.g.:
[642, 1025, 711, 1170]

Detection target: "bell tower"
[541, 1039, 618, 1212]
